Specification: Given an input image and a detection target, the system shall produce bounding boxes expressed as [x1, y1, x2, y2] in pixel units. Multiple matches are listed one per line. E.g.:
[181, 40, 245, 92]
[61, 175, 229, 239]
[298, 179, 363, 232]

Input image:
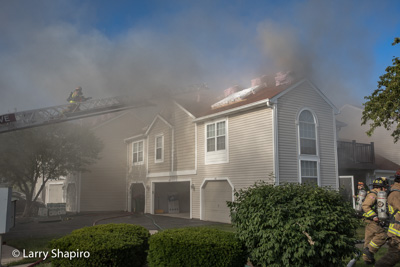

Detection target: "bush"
[147, 227, 247, 267]
[50, 223, 150, 267]
[227, 182, 359, 267]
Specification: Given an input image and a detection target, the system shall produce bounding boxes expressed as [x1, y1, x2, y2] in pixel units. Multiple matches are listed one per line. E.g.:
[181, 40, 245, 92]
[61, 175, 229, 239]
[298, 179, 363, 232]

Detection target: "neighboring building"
[126, 75, 340, 223]
[34, 177, 66, 205]
[336, 104, 400, 187]
[65, 108, 157, 213]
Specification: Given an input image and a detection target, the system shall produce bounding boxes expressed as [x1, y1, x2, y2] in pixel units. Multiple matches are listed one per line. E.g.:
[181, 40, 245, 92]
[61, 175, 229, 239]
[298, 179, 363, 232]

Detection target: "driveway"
[3, 212, 224, 241]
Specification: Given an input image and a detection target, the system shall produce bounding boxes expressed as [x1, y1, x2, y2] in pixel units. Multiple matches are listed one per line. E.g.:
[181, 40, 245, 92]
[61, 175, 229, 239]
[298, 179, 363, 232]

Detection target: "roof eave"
[193, 98, 271, 123]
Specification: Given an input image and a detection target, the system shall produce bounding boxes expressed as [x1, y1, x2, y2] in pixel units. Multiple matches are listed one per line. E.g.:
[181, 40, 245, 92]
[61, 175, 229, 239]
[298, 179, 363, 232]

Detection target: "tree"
[362, 37, 400, 142]
[0, 123, 103, 217]
[227, 182, 359, 267]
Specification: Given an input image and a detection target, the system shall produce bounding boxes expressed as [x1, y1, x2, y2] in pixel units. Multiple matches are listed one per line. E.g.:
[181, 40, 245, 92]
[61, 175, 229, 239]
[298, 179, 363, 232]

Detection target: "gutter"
[193, 99, 271, 123]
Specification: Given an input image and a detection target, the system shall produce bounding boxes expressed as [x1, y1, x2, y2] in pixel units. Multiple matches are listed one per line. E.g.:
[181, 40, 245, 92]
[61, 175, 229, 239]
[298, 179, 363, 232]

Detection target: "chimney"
[224, 85, 241, 97]
[275, 71, 294, 86]
[251, 75, 272, 87]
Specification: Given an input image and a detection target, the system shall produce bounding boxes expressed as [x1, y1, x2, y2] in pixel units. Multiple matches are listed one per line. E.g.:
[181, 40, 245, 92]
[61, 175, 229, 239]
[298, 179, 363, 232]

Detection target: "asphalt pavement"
[1, 212, 223, 266]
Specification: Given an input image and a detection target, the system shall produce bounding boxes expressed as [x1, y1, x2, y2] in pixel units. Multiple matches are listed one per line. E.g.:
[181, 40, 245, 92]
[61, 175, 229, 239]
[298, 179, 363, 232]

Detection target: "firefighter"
[375, 171, 400, 267]
[362, 177, 388, 265]
[68, 86, 90, 103]
[65, 87, 91, 113]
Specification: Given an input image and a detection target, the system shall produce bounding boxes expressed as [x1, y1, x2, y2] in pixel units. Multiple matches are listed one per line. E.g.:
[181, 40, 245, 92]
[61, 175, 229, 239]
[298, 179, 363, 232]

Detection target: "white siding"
[147, 119, 172, 174]
[277, 81, 337, 187]
[173, 104, 196, 171]
[194, 106, 274, 220]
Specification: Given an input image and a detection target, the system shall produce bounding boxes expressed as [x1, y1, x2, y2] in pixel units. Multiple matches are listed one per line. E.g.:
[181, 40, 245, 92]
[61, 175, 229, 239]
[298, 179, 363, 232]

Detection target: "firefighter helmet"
[372, 177, 388, 188]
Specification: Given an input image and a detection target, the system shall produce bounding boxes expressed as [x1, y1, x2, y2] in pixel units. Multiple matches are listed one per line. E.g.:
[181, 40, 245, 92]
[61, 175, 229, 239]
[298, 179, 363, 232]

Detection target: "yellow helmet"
[372, 177, 388, 187]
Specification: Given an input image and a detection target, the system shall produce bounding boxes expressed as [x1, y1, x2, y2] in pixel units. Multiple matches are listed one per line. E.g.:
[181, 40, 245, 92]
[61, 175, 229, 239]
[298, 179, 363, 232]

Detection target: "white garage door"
[48, 184, 64, 203]
[203, 180, 232, 223]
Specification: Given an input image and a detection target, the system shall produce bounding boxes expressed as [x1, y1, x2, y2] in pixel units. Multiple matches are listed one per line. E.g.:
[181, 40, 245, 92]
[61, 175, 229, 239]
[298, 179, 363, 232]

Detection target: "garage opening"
[130, 183, 145, 213]
[202, 180, 233, 223]
[66, 183, 76, 212]
[154, 181, 190, 218]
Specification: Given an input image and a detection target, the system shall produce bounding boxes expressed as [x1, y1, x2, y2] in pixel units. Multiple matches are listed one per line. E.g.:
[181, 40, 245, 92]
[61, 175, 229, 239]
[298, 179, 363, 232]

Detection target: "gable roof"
[144, 114, 173, 136]
[177, 79, 337, 122]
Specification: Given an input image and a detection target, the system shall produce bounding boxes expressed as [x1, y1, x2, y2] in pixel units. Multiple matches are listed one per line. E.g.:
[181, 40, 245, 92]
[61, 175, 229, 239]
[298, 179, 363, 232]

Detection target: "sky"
[0, 0, 399, 115]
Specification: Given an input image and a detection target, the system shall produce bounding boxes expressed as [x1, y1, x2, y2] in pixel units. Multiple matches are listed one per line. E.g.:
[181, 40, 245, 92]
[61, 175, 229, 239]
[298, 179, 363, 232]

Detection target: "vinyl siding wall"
[277, 81, 338, 188]
[193, 106, 274, 219]
[129, 103, 197, 214]
[172, 105, 196, 171]
[147, 119, 172, 174]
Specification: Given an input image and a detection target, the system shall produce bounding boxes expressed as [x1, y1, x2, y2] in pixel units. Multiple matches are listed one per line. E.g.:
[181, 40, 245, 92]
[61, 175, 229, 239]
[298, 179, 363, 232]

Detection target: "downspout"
[171, 128, 175, 173]
[270, 99, 279, 186]
[126, 142, 130, 212]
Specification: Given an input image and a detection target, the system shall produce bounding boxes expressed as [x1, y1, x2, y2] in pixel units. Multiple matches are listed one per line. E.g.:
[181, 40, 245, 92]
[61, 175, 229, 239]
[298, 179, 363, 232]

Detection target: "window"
[299, 110, 316, 155]
[297, 109, 319, 185]
[301, 160, 318, 185]
[155, 135, 163, 162]
[205, 119, 228, 165]
[207, 121, 226, 152]
[132, 141, 144, 164]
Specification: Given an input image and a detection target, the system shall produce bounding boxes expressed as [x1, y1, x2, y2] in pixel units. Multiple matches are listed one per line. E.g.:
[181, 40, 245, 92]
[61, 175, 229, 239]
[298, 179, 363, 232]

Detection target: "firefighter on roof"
[362, 177, 388, 265]
[376, 171, 400, 267]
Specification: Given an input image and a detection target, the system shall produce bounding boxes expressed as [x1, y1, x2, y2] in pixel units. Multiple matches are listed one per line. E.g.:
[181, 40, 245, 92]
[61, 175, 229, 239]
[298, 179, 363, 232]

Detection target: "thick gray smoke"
[255, 0, 398, 107]
[0, 0, 398, 114]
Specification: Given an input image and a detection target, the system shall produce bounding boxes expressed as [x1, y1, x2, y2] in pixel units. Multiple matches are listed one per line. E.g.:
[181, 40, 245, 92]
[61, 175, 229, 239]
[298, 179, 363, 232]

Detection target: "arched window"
[298, 109, 319, 185]
[299, 110, 316, 155]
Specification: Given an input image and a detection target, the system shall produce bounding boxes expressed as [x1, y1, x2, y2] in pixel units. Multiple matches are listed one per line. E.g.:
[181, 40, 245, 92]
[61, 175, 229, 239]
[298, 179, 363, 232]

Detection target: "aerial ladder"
[0, 95, 153, 134]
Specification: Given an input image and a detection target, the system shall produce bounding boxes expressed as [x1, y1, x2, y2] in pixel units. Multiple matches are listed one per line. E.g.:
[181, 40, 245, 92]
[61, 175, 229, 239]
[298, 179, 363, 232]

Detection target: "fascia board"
[193, 99, 271, 123]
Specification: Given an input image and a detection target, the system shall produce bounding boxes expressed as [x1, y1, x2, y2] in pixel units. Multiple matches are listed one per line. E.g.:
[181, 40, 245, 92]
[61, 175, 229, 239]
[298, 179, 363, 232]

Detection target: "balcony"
[337, 140, 375, 170]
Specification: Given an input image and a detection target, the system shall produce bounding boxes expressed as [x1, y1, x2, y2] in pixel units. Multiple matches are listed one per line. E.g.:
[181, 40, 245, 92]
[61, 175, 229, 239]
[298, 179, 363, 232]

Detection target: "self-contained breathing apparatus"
[355, 178, 389, 225]
[386, 172, 400, 228]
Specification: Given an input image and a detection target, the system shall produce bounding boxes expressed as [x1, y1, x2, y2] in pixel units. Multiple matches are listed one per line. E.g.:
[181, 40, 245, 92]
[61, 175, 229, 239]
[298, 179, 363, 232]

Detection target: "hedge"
[147, 227, 247, 267]
[50, 223, 150, 267]
[228, 182, 359, 267]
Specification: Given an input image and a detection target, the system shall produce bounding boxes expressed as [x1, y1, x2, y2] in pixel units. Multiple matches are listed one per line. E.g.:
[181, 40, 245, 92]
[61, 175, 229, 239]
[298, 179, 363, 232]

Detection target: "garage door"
[203, 180, 232, 223]
[48, 184, 64, 203]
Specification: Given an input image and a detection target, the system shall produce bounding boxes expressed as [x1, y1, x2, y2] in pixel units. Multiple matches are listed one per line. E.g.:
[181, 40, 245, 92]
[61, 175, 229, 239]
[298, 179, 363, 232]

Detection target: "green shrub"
[227, 182, 359, 267]
[50, 223, 150, 267]
[147, 227, 247, 267]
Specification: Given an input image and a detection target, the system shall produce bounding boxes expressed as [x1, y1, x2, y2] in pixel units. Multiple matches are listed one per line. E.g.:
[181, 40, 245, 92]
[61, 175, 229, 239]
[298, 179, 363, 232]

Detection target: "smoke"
[256, 0, 397, 107]
[0, 0, 398, 114]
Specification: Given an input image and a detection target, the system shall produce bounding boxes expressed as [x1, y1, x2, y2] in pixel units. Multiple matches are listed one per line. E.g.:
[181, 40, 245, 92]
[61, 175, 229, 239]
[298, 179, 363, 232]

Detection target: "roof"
[175, 81, 293, 118]
[375, 154, 400, 171]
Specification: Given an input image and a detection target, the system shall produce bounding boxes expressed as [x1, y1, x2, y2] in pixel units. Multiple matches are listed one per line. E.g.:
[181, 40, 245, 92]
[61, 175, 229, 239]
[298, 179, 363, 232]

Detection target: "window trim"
[132, 140, 144, 165]
[299, 158, 320, 186]
[296, 108, 320, 185]
[154, 134, 164, 163]
[204, 118, 229, 165]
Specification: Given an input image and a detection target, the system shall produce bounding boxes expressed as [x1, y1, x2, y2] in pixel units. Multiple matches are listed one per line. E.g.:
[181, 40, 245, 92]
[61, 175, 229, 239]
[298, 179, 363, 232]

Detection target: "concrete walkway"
[1, 244, 26, 266]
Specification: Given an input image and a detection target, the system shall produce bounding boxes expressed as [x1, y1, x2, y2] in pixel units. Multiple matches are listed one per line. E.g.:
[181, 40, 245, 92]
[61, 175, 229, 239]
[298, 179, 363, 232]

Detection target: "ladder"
[0, 95, 152, 134]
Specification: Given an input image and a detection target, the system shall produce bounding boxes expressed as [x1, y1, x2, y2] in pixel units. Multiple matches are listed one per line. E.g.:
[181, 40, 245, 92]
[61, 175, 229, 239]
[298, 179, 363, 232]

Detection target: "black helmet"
[372, 177, 388, 188]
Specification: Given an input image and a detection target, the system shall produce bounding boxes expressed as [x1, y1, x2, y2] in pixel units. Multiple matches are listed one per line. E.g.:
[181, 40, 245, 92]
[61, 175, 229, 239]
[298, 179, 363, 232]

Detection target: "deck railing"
[337, 140, 375, 164]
